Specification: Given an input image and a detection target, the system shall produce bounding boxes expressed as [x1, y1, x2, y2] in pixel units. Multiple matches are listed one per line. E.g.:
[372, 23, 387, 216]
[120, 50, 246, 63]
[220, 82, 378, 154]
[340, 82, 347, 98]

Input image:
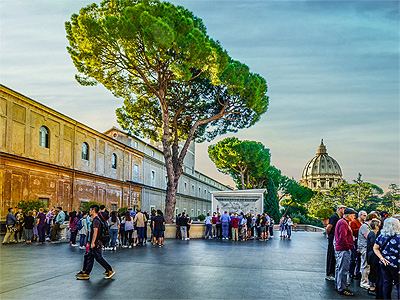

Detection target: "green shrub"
[16, 200, 43, 213]
[118, 206, 129, 214]
[197, 214, 206, 221]
[292, 217, 300, 224]
[80, 201, 103, 212]
[316, 208, 334, 220]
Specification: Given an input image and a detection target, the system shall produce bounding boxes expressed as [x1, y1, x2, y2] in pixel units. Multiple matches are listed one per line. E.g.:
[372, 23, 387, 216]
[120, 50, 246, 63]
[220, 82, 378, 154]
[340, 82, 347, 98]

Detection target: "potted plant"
[197, 214, 206, 222]
[316, 208, 334, 227]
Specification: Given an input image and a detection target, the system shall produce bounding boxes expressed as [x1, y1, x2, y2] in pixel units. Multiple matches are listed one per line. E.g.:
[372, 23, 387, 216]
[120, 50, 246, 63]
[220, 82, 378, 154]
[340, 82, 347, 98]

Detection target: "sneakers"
[76, 271, 85, 276]
[104, 270, 115, 279]
[337, 289, 354, 296]
[360, 283, 370, 290]
[325, 275, 335, 281]
[79, 246, 85, 250]
[128, 245, 132, 249]
[76, 272, 90, 280]
[113, 247, 116, 251]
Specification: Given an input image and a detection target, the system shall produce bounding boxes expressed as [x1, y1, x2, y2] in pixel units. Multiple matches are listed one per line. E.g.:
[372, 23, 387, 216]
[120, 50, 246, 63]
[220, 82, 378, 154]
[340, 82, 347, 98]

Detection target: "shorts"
[154, 230, 164, 238]
[261, 226, 267, 233]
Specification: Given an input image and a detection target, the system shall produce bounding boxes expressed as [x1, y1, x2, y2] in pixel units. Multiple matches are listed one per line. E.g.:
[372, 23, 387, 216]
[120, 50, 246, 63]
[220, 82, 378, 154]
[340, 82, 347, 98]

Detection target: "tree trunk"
[164, 181, 178, 223]
[281, 200, 294, 217]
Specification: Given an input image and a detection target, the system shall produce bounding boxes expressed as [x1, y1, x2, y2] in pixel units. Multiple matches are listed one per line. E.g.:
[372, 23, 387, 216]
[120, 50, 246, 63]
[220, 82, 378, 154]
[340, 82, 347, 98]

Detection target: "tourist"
[3, 208, 18, 244]
[50, 207, 65, 241]
[107, 211, 120, 250]
[240, 213, 247, 241]
[76, 204, 115, 280]
[32, 210, 38, 242]
[179, 212, 188, 240]
[269, 217, 274, 238]
[260, 213, 267, 241]
[175, 213, 182, 239]
[37, 208, 46, 244]
[216, 213, 222, 239]
[99, 205, 109, 221]
[152, 210, 166, 247]
[15, 208, 25, 242]
[220, 211, 230, 240]
[205, 213, 212, 239]
[246, 213, 253, 239]
[69, 211, 79, 247]
[143, 211, 149, 244]
[121, 211, 134, 248]
[279, 216, 285, 237]
[325, 204, 347, 282]
[334, 207, 357, 296]
[286, 215, 293, 239]
[133, 208, 147, 246]
[212, 212, 218, 238]
[358, 212, 378, 289]
[78, 211, 89, 250]
[187, 215, 192, 239]
[366, 219, 381, 296]
[228, 212, 233, 239]
[231, 213, 239, 241]
[23, 211, 35, 244]
[265, 213, 271, 240]
[150, 210, 156, 243]
[45, 206, 55, 239]
[373, 217, 400, 300]
[349, 210, 366, 280]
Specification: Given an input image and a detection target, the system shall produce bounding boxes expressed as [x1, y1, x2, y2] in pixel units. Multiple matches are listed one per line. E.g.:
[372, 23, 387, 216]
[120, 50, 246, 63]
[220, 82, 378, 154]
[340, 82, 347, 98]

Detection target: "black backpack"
[96, 215, 110, 245]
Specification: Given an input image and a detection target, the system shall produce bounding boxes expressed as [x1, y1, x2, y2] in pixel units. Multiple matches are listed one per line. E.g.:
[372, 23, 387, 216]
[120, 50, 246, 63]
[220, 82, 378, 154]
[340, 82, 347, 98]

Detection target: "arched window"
[39, 126, 49, 148]
[111, 153, 117, 169]
[82, 142, 89, 160]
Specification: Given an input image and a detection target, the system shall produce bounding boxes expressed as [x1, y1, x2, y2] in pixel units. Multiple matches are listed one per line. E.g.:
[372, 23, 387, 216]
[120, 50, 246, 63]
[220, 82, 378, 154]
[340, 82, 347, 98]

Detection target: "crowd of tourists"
[180, 211, 294, 241]
[3, 206, 167, 249]
[324, 205, 400, 298]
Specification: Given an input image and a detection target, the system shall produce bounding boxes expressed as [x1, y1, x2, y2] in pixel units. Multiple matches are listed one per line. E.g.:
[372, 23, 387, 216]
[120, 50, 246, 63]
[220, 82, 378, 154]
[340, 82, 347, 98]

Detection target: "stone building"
[300, 140, 343, 193]
[0, 85, 230, 221]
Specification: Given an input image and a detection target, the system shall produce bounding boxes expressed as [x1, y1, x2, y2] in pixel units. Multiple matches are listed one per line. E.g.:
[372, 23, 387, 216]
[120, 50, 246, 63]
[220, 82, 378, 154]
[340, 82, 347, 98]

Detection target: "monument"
[211, 189, 267, 215]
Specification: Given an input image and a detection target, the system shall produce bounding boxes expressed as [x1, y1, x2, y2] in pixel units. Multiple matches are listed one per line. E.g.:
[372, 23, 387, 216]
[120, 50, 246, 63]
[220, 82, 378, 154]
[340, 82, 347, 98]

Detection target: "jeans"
[286, 225, 291, 238]
[360, 247, 369, 286]
[216, 224, 222, 238]
[335, 250, 351, 292]
[83, 246, 112, 275]
[180, 226, 187, 239]
[212, 224, 217, 237]
[38, 224, 46, 243]
[205, 224, 212, 238]
[381, 264, 399, 299]
[349, 245, 361, 276]
[222, 223, 229, 238]
[79, 234, 86, 247]
[109, 229, 118, 247]
[70, 230, 78, 244]
[137, 227, 145, 244]
[24, 229, 33, 242]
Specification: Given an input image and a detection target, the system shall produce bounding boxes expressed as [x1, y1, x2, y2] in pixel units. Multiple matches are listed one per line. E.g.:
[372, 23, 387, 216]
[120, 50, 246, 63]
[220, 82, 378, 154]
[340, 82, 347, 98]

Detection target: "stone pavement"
[0, 231, 389, 300]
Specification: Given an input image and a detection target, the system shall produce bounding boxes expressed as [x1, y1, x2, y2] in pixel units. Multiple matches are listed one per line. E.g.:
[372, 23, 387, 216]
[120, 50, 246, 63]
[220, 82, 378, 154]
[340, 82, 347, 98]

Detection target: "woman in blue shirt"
[373, 217, 400, 299]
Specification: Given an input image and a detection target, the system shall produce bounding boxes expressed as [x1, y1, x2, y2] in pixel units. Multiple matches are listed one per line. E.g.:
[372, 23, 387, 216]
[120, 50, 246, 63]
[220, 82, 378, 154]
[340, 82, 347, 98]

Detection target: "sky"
[1, 0, 399, 192]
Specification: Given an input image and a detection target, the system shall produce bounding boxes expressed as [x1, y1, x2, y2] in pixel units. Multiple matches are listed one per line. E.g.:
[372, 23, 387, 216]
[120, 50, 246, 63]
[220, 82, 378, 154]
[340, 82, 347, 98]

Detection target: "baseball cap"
[337, 205, 347, 209]
[344, 208, 357, 215]
[379, 211, 389, 218]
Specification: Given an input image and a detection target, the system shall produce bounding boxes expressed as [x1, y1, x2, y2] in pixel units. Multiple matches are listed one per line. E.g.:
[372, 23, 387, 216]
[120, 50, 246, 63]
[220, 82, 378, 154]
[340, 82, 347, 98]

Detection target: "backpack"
[76, 218, 83, 231]
[96, 215, 110, 245]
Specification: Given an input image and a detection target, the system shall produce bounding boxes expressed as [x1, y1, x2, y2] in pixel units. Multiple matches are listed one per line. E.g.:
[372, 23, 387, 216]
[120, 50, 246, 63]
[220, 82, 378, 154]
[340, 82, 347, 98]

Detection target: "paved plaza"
[0, 231, 387, 300]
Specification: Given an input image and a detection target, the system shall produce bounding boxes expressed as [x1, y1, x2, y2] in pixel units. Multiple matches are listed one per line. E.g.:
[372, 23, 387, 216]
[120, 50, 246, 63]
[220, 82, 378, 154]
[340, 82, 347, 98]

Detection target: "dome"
[300, 139, 343, 192]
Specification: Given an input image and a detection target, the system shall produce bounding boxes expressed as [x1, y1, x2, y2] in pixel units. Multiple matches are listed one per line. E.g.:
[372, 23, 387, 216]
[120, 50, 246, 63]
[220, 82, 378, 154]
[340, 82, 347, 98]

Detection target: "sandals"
[337, 289, 354, 296]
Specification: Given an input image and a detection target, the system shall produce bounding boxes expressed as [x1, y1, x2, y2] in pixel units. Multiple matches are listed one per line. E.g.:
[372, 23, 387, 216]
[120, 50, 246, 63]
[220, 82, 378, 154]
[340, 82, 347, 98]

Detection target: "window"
[184, 182, 187, 194]
[82, 142, 89, 160]
[151, 171, 155, 186]
[134, 141, 138, 149]
[192, 185, 195, 195]
[192, 209, 194, 216]
[39, 126, 49, 148]
[165, 175, 168, 189]
[38, 197, 49, 208]
[133, 164, 139, 182]
[204, 189, 207, 197]
[197, 209, 200, 216]
[151, 205, 156, 212]
[151, 150, 155, 157]
[111, 204, 117, 211]
[111, 153, 117, 169]
[198, 187, 201, 196]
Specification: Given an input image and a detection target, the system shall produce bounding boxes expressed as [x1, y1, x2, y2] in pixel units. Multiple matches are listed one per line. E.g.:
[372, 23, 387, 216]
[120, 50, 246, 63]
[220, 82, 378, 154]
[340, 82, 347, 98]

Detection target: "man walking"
[76, 205, 115, 280]
[325, 205, 346, 281]
[133, 208, 147, 246]
[2, 208, 18, 244]
[334, 207, 357, 296]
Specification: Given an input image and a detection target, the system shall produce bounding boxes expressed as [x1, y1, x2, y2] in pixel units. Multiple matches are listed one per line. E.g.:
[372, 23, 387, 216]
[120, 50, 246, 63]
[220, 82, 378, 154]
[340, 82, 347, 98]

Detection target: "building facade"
[300, 139, 343, 193]
[0, 85, 230, 220]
